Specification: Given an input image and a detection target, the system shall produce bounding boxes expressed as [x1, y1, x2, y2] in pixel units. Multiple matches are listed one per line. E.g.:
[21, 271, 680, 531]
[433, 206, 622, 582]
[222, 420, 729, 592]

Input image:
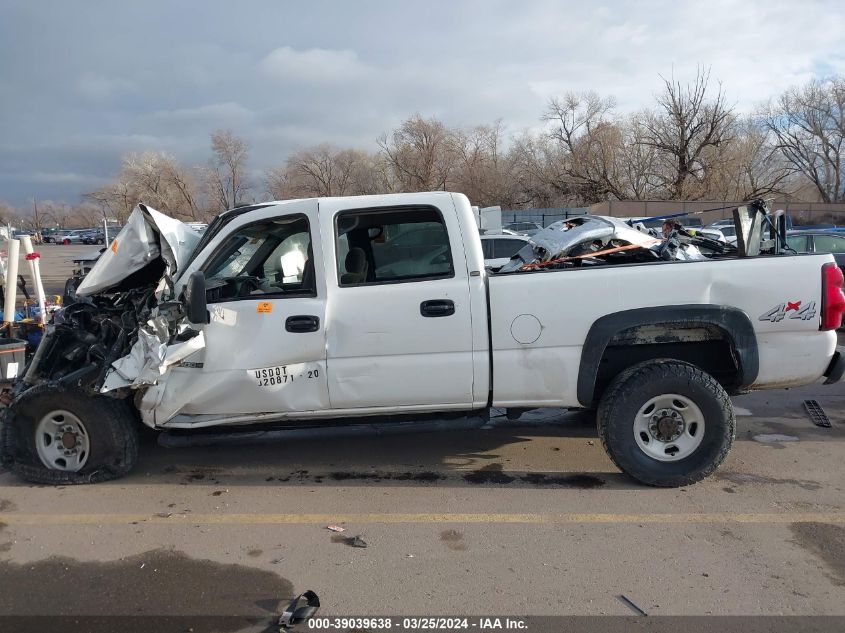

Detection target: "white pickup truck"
[4, 192, 845, 487]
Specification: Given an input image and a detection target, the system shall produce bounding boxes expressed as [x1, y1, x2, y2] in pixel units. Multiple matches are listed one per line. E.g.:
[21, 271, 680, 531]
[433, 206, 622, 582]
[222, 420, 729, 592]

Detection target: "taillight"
[821, 262, 845, 330]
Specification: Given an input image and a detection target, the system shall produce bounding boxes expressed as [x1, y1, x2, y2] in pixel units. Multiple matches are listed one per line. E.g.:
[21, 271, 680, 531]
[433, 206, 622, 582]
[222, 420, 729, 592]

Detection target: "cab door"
[153, 201, 330, 424]
[320, 196, 475, 410]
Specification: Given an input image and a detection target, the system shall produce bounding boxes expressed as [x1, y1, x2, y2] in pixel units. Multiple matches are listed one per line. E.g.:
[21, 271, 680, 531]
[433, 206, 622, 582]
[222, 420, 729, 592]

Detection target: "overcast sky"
[1, 0, 844, 206]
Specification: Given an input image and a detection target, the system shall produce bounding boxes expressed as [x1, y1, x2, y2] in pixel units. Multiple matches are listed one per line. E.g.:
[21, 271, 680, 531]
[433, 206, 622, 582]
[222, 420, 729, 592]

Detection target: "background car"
[480, 233, 532, 270]
[81, 229, 106, 245]
[502, 221, 542, 236]
[703, 221, 738, 245]
[54, 229, 91, 245]
[786, 230, 845, 271]
[706, 219, 735, 231]
[41, 228, 60, 243]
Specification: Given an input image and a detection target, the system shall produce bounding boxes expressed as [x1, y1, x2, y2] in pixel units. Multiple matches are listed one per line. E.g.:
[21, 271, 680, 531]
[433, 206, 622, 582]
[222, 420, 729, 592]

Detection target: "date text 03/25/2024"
[307, 617, 527, 630]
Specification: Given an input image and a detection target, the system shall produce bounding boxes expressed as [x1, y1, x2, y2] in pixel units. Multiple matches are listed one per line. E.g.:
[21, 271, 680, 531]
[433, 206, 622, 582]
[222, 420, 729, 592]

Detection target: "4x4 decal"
[759, 300, 817, 322]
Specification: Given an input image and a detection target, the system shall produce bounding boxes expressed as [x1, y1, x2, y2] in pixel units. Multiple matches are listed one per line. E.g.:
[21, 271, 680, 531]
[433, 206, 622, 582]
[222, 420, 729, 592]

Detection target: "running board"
[157, 416, 490, 448]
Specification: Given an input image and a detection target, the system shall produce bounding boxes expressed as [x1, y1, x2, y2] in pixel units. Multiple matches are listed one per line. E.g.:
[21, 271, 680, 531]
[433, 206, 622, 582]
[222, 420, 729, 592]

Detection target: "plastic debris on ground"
[326, 525, 346, 533]
[279, 590, 320, 629]
[803, 399, 832, 428]
[618, 594, 648, 616]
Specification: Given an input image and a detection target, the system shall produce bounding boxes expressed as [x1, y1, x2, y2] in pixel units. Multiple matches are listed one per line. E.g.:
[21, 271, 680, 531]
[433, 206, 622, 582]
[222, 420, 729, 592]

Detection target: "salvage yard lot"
[36, 243, 103, 298]
[1, 384, 844, 623]
[0, 246, 843, 628]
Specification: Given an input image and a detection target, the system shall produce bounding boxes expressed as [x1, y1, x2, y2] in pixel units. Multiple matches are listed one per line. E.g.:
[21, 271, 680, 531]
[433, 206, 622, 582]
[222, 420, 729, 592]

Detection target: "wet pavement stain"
[246, 548, 263, 558]
[174, 467, 609, 488]
[0, 549, 293, 625]
[0, 499, 17, 512]
[0, 519, 10, 552]
[463, 463, 515, 484]
[328, 471, 445, 483]
[440, 529, 468, 551]
[790, 522, 845, 586]
[518, 473, 605, 488]
[718, 472, 822, 491]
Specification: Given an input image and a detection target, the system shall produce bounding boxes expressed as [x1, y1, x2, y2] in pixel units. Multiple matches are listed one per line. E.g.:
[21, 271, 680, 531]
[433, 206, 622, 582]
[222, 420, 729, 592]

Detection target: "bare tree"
[0, 200, 15, 226]
[450, 121, 525, 207]
[703, 117, 792, 200]
[763, 77, 845, 202]
[509, 132, 569, 207]
[85, 152, 203, 221]
[542, 92, 622, 201]
[208, 129, 252, 211]
[378, 114, 457, 191]
[641, 67, 735, 199]
[266, 146, 385, 198]
[35, 200, 75, 228]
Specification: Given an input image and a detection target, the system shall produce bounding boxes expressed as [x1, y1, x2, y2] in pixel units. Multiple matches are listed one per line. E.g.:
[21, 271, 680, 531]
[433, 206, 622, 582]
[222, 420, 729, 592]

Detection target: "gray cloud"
[1, 0, 844, 204]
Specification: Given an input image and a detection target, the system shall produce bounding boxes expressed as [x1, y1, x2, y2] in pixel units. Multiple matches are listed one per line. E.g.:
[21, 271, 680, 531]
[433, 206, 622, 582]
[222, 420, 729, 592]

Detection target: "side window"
[786, 234, 808, 252]
[335, 206, 454, 285]
[202, 214, 314, 301]
[493, 239, 527, 258]
[812, 234, 845, 254]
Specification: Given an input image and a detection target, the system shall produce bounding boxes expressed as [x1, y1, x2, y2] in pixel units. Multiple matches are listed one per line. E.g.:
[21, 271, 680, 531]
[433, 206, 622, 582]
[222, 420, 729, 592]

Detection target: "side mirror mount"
[184, 271, 209, 324]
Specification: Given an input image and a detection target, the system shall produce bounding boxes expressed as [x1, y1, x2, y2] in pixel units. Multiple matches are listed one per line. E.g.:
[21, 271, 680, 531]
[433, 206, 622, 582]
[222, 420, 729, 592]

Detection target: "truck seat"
[341, 247, 369, 284]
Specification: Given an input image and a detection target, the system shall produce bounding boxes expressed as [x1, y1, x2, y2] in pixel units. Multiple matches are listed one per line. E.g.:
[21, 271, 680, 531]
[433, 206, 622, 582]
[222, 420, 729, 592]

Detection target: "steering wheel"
[230, 275, 262, 295]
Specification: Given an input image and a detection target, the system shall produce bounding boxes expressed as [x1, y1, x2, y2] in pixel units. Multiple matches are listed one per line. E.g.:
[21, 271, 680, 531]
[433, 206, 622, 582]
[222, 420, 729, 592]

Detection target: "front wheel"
[1, 385, 139, 485]
[597, 360, 734, 487]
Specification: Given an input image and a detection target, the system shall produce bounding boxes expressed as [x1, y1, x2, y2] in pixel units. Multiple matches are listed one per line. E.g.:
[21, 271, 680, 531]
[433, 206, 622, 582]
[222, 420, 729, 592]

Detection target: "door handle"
[285, 315, 320, 333]
[420, 299, 455, 318]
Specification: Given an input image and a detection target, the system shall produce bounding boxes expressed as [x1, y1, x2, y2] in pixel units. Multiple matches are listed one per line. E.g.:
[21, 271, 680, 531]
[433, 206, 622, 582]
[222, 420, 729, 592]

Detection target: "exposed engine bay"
[6, 204, 203, 402]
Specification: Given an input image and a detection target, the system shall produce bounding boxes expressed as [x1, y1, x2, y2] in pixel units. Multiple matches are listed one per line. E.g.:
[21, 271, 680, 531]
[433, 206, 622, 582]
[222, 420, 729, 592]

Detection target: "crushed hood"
[76, 204, 201, 297]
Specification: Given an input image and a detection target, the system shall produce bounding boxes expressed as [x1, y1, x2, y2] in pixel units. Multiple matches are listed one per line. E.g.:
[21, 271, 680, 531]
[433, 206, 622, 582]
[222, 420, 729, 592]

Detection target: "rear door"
[153, 201, 330, 422]
[320, 197, 475, 410]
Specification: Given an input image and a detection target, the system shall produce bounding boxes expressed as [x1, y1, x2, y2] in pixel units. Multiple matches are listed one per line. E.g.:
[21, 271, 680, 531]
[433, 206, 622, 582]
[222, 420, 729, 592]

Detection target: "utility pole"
[32, 196, 40, 236]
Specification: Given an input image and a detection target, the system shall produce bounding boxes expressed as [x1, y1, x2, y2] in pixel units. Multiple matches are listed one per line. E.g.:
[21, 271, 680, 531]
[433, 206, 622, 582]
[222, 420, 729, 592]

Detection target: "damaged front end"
[498, 215, 734, 273]
[18, 204, 203, 399]
[1, 204, 203, 483]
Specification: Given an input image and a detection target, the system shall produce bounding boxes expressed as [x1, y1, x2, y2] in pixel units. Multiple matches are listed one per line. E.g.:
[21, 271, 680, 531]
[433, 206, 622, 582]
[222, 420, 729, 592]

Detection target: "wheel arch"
[577, 305, 759, 407]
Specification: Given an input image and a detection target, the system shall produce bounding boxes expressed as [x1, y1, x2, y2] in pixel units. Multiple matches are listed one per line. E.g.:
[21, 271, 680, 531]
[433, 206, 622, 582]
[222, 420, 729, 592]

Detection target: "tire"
[597, 360, 734, 487]
[1, 385, 139, 485]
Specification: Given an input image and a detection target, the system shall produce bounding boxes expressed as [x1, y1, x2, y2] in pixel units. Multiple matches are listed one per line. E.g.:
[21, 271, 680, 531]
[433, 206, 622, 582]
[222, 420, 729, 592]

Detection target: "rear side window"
[335, 206, 454, 285]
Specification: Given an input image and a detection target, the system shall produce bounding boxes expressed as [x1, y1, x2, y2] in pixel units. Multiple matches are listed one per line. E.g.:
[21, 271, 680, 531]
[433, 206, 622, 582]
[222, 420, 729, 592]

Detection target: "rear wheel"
[2, 385, 139, 484]
[597, 360, 734, 487]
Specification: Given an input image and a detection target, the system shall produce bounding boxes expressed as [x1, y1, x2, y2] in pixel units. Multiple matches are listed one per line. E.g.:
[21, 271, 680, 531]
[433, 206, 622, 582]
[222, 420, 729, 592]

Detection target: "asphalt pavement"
[1, 385, 843, 627]
[0, 246, 842, 630]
